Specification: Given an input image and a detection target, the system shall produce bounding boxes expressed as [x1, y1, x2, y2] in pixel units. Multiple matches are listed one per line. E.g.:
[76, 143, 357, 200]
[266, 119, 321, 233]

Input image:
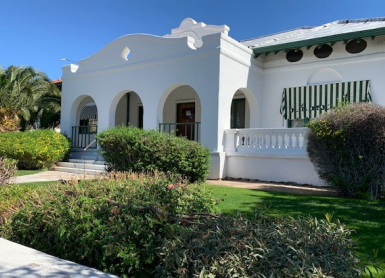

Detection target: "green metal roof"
[252, 26, 385, 57]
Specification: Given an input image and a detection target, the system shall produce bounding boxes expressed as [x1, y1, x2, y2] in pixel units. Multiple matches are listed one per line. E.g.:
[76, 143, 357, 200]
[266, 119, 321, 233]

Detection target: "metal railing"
[159, 122, 201, 142]
[71, 125, 98, 148]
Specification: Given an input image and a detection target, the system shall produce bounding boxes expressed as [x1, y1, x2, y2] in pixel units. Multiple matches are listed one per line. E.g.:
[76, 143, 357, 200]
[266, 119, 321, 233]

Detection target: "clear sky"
[1, 0, 384, 80]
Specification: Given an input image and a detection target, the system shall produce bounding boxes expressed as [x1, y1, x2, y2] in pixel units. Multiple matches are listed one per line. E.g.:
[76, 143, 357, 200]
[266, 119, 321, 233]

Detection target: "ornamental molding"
[164, 18, 229, 48]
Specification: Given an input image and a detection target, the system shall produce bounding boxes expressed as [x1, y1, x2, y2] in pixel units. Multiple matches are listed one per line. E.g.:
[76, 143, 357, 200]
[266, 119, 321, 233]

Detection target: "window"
[231, 98, 246, 128]
[314, 44, 333, 58]
[79, 119, 97, 134]
[286, 49, 303, 62]
[288, 119, 310, 128]
[346, 39, 367, 54]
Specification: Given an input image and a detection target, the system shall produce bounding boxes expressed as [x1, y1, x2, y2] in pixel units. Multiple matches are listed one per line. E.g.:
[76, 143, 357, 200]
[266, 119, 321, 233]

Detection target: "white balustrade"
[224, 128, 308, 153]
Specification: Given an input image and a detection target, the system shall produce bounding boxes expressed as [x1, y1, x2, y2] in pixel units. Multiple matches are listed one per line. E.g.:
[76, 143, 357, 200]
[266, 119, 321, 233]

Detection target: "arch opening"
[70, 95, 98, 148]
[230, 90, 251, 129]
[160, 85, 201, 141]
[114, 91, 143, 128]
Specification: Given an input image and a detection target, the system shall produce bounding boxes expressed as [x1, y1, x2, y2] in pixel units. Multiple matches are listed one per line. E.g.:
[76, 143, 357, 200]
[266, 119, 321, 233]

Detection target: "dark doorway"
[138, 106, 143, 129]
[231, 98, 246, 128]
[177, 102, 195, 140]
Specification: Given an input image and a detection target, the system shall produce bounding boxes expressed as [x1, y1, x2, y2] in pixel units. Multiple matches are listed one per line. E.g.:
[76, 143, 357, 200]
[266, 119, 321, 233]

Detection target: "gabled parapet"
[61, 18, 231, 78]
[164, 18, 230, 49]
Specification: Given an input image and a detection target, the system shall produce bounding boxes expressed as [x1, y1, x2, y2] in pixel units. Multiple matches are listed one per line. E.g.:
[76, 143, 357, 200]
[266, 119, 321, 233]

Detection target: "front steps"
[53, 160, 106, 176]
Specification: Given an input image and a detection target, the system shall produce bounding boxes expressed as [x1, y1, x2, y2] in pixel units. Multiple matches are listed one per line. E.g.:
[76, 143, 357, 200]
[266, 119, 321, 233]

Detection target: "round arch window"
[286, 49, 303, 62]
[314, 44, 333, 58]
[346, 39, 367, 54]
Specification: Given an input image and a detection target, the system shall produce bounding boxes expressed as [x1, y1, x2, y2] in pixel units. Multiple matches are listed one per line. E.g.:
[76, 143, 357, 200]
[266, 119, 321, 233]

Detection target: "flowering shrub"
[97, 126, 211, 183]
[2, 172, 217, 277]
[0, 129, 70, 169]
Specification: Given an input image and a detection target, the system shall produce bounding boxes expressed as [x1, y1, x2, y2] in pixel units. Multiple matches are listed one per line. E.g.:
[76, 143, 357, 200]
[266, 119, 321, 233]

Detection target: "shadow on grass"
[207, 185, 385, 270]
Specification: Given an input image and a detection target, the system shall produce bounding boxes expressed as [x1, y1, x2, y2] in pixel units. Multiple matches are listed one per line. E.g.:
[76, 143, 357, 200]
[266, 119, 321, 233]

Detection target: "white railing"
[224, 128, 308, 153]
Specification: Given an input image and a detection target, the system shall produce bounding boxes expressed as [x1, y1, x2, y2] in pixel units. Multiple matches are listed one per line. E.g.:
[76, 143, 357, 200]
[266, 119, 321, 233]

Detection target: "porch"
[68, 125, 324, 186]
[222, 127, 325, 186]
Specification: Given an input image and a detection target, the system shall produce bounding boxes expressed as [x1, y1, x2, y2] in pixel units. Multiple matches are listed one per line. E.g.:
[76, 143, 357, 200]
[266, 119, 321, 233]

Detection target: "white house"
[61, 17, 385, 186]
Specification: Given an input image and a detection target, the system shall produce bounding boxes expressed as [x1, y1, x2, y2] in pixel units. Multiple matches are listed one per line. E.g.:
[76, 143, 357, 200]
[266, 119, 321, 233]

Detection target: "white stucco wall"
[61, 19, 385, 185]
[256, 35, 385, 128]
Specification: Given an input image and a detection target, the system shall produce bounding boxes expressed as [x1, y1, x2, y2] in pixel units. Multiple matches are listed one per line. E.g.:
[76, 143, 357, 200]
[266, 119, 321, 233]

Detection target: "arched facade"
[61, 17, 385, 185]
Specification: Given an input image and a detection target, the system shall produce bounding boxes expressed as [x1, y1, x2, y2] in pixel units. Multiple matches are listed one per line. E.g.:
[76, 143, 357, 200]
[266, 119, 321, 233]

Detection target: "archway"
[70, 95, 98, 148]
[230, 89, 255, 129]
[114, 91, 143, 128]
[160, 85, 201, 141]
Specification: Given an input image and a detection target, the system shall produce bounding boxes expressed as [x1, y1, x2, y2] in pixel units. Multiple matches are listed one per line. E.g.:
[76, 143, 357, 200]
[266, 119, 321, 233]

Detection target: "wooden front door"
[177, 102, 195, 140]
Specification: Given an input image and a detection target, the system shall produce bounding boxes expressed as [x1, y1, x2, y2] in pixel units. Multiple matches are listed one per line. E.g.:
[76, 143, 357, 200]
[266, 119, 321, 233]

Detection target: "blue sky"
[0, 0, 384, 80]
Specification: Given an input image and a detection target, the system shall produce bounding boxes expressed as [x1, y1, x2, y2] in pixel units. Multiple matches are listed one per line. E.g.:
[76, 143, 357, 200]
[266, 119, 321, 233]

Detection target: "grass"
[2, 180, 383, 276]
[205, 184, 385, 277]
[15, 169, 44, 176]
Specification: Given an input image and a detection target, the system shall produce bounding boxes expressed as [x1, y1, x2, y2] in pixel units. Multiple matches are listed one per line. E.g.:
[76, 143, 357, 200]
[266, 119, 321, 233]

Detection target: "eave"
[252, 26, 385, 58]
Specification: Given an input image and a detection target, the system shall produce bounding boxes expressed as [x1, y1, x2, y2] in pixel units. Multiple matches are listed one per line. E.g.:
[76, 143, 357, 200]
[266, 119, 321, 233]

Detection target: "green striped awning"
[280, 80, 372, 120]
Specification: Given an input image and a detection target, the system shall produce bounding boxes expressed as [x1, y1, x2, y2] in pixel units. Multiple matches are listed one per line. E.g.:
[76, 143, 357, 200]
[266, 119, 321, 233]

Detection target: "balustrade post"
[224, 130, 238, 152]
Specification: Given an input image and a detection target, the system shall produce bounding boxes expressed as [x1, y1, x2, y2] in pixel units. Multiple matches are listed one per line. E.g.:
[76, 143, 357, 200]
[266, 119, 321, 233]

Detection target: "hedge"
[0, 129, 70, 169]
[97, 126, 211, 183]
[307, 102, 385, 199]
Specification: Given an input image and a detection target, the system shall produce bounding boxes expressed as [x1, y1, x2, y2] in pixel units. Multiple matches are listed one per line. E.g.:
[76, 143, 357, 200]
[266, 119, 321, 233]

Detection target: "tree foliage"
[0, 66, 61, 130]
[307, 102, 385, 199]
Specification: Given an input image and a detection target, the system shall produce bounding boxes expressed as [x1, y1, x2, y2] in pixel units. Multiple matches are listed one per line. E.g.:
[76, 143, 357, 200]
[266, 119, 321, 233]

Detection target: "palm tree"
[0, 66, 61, 130]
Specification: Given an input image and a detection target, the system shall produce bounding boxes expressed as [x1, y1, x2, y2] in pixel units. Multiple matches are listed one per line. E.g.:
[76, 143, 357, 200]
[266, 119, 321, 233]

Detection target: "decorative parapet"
[164, 18, 230, 48]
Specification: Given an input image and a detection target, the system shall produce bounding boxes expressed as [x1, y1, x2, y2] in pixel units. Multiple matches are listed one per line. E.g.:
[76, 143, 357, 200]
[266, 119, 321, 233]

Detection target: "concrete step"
[69, 149, 101, 161]
[52, 166, 105, 176]
[69, 159, 105, 165]
[56, 162, 106, 171]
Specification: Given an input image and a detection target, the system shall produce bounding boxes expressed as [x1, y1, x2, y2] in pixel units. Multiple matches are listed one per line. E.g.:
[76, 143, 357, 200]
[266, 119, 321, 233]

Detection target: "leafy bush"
[97, 126, 211, 183]
[1, 172, 217, 277]
[156, 214, 361, 278]
[307, 103, 385, 199]
[0, 157, 17, 186]
[0, 182, 39, 226]
[0, 129, 70, 169]
[0, 107, 19, 132]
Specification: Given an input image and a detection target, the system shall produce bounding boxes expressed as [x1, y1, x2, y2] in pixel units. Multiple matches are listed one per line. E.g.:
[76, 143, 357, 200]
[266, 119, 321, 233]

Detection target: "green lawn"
[15, 169, 44, 176]
[205, 184, 385, 277]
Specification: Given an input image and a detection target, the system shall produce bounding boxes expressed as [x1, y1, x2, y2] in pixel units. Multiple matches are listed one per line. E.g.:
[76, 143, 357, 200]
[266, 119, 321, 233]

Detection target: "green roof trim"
[252, 27, 385, 57]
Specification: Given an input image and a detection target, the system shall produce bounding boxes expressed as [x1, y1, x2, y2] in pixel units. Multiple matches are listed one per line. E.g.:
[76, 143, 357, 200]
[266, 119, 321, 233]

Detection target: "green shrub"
[2, 172, 217, 277]
[307, 103, 385, 199]
[0, 157, 17, 186]
[97, 126, 211, 183]
[0, 129, 70, 169]
[156, 214, 361, 278]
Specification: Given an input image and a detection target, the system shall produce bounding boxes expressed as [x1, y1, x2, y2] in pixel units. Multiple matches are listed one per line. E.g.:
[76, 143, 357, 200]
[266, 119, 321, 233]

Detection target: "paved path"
[13, 170, 338, 196]
[12, 171, 95, 184]
[0, 238, 119, 278]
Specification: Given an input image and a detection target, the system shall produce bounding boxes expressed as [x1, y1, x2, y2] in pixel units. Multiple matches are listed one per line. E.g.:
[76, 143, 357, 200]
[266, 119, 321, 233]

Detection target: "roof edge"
[252, 26, 385, 56]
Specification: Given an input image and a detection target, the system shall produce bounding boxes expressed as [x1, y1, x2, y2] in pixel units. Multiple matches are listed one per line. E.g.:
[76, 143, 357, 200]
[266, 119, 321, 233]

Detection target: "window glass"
[346, 39, 367, 54]
[286, 49, 303, 62]
[288, 119, 309, 128]
[314, 44, 333, 58]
